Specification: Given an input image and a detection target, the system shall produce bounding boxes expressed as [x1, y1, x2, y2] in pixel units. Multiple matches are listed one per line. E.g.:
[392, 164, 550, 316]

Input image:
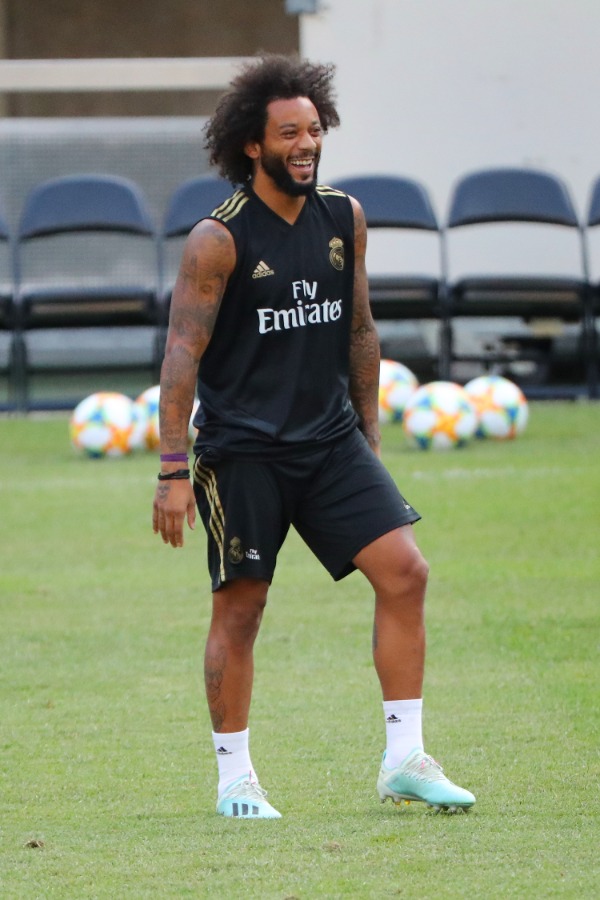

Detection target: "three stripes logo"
[211, 189, 249, 223]
[230, 802, 260, 817]
[252, 260, 275, 279]
[386, 714, 402, 724]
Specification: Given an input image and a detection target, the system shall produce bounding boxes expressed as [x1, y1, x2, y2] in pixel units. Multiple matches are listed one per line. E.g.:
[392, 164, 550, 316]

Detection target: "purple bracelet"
[160, 452, 189, 463]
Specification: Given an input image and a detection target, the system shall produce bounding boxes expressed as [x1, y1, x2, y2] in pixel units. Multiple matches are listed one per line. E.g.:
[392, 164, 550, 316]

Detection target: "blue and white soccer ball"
[464, 375, 529, 440]
[378, 359, 419, 423]
[402, 381, 478, 450]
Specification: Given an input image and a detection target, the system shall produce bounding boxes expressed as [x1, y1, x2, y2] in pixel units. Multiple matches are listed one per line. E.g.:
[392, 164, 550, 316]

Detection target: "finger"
[152, 504, 165, 538]
[187, 503, 196, 531]
[168, 513, 184, 548]
[159, 512, 170, 544]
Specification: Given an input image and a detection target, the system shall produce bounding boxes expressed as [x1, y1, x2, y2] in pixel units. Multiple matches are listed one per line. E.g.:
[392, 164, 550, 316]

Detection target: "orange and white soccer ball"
[464, 375, 529, 439]
[69, 391, 136, 458]
[133, 385, 161, 451]
[378, 359, 419, 424]
[403, 381, 478, 450]
[132, 385, 200, 452]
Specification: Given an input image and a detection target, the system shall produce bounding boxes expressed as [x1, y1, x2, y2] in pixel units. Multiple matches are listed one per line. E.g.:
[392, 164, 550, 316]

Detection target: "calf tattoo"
[204, 647, 227, 731]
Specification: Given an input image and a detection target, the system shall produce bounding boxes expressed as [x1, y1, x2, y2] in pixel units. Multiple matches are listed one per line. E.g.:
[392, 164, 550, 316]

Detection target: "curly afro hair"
[204, 54, 340, 186]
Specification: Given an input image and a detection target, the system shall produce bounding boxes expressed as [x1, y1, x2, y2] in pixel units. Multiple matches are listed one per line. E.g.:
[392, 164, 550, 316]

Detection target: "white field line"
[411, 465, 571, 480]
[0, 465, 576, 492]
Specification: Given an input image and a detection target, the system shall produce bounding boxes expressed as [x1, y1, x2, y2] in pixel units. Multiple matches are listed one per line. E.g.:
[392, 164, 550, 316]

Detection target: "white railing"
[0, 57, 253, 92]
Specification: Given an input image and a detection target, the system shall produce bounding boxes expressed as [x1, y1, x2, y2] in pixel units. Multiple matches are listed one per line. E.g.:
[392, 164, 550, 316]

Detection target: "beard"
[259, 148, 319, 197]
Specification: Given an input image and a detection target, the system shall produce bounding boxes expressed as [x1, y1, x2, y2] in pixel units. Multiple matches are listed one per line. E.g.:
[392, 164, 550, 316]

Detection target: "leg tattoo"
[204, 647, 227, 731]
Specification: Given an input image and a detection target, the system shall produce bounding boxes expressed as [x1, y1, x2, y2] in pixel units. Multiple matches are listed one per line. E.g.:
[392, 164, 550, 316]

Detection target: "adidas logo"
[386, 714, 402, 724]
[216, 746, 232, 755]
[231, 802, 260, 816]
[252, 260, 275, 279]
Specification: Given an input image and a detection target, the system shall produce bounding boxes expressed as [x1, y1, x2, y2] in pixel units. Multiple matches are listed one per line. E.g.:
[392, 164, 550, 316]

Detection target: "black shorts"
[193, 428, 421, 591]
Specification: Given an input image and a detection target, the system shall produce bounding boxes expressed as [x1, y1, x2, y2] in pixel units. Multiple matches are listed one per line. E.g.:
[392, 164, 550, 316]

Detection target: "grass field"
[1, 402, 599, 899]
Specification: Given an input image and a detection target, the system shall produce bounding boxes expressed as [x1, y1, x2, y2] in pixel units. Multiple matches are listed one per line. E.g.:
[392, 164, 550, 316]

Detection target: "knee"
[212, 581, 268, 647]
[380, 544, 429, 605]
[408, 546, 429, 594]
[395, 545, 429, 605]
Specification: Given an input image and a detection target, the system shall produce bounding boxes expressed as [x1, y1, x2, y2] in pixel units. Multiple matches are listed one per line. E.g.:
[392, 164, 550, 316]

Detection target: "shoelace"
[222, 779, 269, 802]
[401, 752, 446, 783]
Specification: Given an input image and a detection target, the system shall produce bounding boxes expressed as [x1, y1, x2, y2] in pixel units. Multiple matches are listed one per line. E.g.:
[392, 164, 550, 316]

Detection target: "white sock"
[212, 728, 257, 797]
[383, 699, 424, 768]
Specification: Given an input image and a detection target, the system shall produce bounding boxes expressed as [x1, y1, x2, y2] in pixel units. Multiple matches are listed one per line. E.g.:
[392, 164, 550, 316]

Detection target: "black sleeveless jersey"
[193, 184, 359, 458]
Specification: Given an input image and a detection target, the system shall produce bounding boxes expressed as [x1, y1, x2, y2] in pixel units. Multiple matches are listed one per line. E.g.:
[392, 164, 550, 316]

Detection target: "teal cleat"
[377, 748, 476, 813]
[216, 775, 282, 819]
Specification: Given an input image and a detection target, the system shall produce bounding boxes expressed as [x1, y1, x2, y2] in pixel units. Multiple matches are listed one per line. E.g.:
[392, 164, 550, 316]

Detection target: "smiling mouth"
[290, 157, 316, 172]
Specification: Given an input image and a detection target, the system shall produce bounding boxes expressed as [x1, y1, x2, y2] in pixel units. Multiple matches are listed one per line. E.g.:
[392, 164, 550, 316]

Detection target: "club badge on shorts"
[227, 537, 244, 565]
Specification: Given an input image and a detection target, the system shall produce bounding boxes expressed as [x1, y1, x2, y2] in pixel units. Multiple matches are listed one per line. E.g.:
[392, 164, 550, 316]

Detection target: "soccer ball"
[132, 385, 200, 452]
[378, 359, 419, 423]
[402, 381, 478, 450]
[133, 385, 161, 451]
[464, 375, 529, 439]
[69, 391, 136, 458]
[128, 399, 150, 452]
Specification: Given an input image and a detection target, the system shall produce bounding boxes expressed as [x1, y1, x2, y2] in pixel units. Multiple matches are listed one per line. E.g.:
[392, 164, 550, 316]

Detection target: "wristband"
[157, 469, 190, 481]
[160, 453, 189, 462]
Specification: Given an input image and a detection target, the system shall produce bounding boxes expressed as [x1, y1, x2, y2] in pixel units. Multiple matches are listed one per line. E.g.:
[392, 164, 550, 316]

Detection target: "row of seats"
[1, 167, 599, 411]
[332, 170, 599, 400]
[0, 173, 234, 411]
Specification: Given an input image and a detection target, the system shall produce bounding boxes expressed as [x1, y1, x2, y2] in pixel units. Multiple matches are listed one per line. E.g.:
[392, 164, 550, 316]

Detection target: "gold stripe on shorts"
[193, 457, 226, 584]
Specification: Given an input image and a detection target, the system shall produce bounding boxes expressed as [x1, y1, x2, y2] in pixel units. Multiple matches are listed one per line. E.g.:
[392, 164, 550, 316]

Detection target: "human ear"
[244, 141, 260, 159]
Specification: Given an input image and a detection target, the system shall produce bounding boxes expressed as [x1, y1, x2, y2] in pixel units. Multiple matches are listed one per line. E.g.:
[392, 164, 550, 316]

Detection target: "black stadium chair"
[12, 173, 161, 410]
[584, 175, 600, 316]
[329, 174, 449, 377]
[160, 174, 234, 308]
[582, 178, 600, 396]
[0, 204, 12, 327]
[163, 173, 234, 239]
[443, 166, 595, 396]
[0, 203, 16, 409]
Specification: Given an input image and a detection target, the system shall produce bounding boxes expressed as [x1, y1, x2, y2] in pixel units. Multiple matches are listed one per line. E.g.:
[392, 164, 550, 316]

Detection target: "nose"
[299, 129, 319, 152]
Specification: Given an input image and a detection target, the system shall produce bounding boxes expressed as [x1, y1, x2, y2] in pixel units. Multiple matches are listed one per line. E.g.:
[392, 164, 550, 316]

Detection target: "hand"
[152, 479, 196, 548]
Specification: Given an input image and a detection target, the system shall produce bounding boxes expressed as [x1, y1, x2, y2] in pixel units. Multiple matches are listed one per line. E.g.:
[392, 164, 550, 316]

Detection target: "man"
[152, 55, 475, 819]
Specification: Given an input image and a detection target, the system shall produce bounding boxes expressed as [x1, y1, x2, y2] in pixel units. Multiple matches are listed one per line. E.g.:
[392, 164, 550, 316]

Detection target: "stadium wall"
[0, 0, 298, 117]
[300, 0, 600, 220]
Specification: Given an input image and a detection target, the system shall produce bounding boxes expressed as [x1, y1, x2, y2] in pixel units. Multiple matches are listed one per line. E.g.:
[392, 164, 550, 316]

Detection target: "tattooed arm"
[152, 219, 235, 547]
[347, 197, 382, 456]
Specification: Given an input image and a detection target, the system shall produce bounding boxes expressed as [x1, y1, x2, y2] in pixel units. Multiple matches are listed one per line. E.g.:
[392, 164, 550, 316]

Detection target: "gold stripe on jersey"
[194, 457, 226, 583]
[316, 185, 347, 197]
[212, 190, 249, 223]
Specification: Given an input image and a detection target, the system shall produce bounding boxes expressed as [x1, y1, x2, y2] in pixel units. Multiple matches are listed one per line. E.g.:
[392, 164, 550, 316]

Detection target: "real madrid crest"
[227, 537, 244, 565]
[329, 237, 344, 271]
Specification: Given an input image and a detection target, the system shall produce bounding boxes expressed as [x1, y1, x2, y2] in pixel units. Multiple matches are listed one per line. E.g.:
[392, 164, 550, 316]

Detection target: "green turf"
[1, 402, 599, 898]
